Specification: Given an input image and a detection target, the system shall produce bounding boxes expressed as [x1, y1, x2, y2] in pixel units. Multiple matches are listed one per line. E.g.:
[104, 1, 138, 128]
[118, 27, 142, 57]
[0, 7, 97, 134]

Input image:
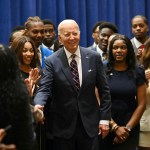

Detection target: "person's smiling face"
[59, 20, 80, 53]
[112, 39, 128, 63]
[22, 42, 34, 65]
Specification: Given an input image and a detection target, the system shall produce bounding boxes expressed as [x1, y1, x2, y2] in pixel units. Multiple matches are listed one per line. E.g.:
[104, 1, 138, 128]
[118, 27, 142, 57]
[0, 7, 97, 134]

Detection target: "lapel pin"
[88, 69, 93, 72]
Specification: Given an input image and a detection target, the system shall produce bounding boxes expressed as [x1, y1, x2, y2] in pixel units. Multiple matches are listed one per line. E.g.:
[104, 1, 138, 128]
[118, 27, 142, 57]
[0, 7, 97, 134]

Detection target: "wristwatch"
[126, 125, 132, 132]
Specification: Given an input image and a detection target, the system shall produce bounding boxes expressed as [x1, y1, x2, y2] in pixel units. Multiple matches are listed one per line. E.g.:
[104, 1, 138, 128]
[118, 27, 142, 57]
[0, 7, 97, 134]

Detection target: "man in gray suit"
[34, 19, 111, 150]
[131, 15, 149, 63]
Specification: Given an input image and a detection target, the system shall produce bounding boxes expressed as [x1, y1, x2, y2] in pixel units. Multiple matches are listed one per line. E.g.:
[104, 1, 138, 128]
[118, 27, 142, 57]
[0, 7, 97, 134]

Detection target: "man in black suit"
[34, 19, 111, 150]
[91, 22, 118, 62]
[88, 21, 105, 49]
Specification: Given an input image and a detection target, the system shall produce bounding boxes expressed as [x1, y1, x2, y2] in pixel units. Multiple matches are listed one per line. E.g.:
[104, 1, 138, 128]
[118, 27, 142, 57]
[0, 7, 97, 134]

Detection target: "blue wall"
[0, 0, 150, 47]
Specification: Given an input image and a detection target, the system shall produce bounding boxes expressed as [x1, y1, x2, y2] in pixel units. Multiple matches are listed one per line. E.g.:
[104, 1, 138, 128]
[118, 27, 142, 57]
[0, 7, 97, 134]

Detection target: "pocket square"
[88, 69, 93, 72]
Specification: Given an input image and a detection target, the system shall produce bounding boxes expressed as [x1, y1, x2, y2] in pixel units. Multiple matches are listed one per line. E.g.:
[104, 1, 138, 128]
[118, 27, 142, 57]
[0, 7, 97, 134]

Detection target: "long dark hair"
[0, 44, 30, 126]
[107, 34, 136, 77]
[108, 34, 135, 69]
[0, 44, 20, 81]
[11, 36, 39, 68]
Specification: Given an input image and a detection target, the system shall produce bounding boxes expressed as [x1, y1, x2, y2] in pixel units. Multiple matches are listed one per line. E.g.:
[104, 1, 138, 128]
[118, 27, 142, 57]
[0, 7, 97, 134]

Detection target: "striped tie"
[70, 54, 80, 92]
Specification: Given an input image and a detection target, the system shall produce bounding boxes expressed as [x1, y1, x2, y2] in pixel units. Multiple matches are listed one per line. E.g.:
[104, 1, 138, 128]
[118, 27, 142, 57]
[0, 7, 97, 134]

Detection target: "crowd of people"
[0, 15, 150, 150]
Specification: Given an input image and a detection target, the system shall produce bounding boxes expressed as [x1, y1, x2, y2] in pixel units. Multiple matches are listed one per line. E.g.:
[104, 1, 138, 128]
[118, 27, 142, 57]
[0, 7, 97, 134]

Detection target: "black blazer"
[34, 46, 111, 138]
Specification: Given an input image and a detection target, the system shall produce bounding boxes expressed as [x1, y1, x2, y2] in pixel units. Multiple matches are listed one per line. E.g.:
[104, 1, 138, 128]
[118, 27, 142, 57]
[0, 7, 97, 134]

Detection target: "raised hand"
[24, 78, 35, 97]
[28, 68, 41, 85]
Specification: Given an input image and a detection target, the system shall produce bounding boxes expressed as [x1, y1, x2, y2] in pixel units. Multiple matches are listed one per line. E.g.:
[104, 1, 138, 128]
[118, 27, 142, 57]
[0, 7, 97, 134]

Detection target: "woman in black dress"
[101, 34, 147, 150]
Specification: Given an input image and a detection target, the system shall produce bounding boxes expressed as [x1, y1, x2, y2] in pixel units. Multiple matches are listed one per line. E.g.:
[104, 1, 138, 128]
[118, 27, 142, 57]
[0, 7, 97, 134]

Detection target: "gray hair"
[58, 19, 80, 35]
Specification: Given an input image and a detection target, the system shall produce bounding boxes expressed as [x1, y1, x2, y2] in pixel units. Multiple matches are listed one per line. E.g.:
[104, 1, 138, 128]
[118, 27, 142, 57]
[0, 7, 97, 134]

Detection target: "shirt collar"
[42, 43, 47, 48]
[64, 46, 81, 59]
[133, 37, 143, 48]
[93, 42, 97, 48]
[50, 44, 54, 50]
[96, 45, 103, 57]
[42, 43, 54, 50]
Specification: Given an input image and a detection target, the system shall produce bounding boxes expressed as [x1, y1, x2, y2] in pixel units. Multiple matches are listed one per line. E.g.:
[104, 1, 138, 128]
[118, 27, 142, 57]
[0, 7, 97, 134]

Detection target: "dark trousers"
[51, 114, 99, 150]
[35, 124, 46, 150]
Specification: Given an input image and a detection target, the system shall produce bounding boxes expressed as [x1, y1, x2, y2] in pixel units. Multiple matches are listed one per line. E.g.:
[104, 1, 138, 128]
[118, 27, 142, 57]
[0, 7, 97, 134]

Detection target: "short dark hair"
[99, 22, 118, 33]
[12, 25, 25, 32]
[132, 15, 148, 25]
[92, 21, 106, 33]
[42, 19, 56, 30]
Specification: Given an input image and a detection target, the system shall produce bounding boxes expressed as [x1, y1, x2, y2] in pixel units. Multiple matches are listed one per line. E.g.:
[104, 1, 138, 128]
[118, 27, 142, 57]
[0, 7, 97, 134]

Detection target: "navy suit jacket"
[34, 46, 111, 138]
[90, 46, 97, 52]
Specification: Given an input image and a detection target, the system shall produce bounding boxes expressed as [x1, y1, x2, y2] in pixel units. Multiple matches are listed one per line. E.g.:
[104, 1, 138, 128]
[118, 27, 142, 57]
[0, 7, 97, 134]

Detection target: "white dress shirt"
[133, 37, 144, 49]
[64, 46, 82, 86]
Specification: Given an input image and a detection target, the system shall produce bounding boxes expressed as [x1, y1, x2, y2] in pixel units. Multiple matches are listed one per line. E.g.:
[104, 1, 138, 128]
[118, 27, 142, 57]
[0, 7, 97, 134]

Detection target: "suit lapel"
[58, 48, 78, 93]
[80, 47, 89, 90]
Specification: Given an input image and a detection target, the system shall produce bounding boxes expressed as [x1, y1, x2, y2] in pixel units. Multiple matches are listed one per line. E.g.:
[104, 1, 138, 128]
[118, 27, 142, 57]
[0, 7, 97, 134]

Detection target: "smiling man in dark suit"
[34, 19, 111, 150]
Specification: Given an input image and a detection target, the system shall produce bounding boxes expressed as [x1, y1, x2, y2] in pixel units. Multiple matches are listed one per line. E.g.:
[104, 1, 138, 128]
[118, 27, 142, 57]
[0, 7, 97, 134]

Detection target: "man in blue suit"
[34, 19, 111, 150]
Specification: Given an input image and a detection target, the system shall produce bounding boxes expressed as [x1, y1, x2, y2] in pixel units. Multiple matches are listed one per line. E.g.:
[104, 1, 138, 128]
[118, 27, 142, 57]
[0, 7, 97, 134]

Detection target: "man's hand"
[33, 106, 45, 124]
[34, 105, 44, 111]
[98, 124, 109, 139]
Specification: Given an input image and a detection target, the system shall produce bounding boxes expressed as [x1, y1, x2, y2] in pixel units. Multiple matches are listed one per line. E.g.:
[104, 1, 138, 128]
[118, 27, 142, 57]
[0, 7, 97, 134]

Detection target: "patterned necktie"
[102, 52, 107, 61]
[70, 54, 80, 92]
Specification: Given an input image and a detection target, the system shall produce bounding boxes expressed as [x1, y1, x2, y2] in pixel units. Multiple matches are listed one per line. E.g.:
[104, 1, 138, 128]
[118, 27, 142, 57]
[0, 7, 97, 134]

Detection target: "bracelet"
[109, 120, 115, 126]
[109, 119, 116, 127]
[114, 125, 119, 132]
[111, 123, 119, 132]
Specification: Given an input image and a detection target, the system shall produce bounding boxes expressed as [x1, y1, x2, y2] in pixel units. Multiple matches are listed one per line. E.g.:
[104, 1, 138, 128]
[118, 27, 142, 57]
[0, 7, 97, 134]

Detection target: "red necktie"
[70, 54, 80, 92]
[138, 44, 145, 52]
